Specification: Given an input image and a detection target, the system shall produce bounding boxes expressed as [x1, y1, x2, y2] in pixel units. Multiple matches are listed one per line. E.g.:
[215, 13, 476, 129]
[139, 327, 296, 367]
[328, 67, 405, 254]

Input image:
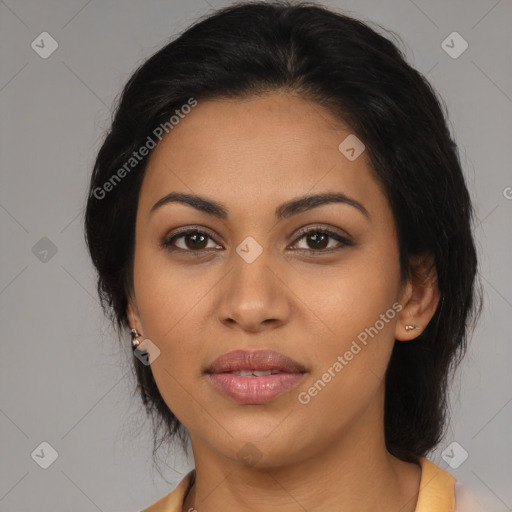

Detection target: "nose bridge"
[216, 235, 290, 329]
[230, 237, 277, 304]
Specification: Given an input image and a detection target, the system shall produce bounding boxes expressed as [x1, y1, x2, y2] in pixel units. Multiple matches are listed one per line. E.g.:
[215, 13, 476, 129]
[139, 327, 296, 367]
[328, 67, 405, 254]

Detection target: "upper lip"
[206, 349, 307, 374]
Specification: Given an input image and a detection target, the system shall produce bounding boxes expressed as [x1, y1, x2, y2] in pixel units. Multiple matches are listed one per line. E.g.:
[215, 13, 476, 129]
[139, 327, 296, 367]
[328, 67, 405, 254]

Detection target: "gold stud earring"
[404, 324, 421, 332]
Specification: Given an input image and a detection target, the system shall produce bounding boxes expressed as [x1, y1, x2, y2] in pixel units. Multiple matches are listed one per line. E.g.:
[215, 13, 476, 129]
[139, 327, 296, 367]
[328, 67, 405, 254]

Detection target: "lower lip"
[208, 372, 306, 404]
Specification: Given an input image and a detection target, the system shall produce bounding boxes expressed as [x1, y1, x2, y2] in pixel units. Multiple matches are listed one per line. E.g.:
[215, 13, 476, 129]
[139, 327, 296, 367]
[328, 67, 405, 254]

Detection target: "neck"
[182, 390, 421, 512]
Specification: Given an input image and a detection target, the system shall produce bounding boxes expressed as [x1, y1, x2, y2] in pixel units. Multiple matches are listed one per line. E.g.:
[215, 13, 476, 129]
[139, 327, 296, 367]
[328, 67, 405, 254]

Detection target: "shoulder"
[140, 470, 195, 512]
[416, 458, 498, 512]
[415, 457, 456, 511]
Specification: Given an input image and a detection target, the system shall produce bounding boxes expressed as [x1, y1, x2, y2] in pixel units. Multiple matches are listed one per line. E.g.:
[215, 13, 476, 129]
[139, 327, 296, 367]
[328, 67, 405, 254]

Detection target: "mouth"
[205, 349, 307, 404]
[224, 370, 282, 376]
[205, 349, 307, 375]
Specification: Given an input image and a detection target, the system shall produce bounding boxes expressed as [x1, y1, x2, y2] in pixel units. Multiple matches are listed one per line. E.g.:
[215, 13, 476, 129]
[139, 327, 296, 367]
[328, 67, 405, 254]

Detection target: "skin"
[127, 92, 440, 512]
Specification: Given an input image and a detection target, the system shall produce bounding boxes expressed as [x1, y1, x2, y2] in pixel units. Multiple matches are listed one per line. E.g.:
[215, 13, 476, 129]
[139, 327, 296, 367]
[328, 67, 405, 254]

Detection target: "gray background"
[0, 0, 511, 510]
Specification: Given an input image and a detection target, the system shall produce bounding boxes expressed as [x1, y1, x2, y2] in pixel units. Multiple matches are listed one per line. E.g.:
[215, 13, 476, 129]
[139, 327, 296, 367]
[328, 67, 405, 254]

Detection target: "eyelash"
[160, 225, 353, 256]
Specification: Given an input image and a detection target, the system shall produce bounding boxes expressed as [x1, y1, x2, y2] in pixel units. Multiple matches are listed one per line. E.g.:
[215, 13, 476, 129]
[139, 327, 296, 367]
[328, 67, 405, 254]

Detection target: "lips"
[205, 349, 307, 375]
[205, 349, 307, 404]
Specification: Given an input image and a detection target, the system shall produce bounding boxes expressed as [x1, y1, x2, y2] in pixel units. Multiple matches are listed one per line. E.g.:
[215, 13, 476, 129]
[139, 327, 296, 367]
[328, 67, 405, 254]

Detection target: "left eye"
[291, 229, 351, 252]
[161, 228, 351, 254]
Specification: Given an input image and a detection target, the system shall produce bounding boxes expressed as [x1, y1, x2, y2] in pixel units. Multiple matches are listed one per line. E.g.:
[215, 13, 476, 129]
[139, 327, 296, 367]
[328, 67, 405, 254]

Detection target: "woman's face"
[127, 93, 424, 467]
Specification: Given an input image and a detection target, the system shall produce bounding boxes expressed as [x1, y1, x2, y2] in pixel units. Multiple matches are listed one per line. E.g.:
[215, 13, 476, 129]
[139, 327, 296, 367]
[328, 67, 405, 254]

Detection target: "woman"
[84, 2, 485, 511]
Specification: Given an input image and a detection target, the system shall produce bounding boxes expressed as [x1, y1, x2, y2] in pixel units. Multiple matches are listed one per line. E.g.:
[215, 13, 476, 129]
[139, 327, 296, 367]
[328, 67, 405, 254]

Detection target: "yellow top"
[141, 457, 456, 512]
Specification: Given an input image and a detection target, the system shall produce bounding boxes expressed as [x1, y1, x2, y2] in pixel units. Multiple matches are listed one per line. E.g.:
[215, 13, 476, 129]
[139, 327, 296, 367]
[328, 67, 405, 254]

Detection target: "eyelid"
[163, 224, 218, 241]
[292, 224, 351, 242]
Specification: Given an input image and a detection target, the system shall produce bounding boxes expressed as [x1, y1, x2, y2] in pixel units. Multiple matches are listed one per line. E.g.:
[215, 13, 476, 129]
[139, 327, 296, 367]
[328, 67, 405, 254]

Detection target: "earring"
[130, 328, 143, 349]
[404, 324, 421, 332]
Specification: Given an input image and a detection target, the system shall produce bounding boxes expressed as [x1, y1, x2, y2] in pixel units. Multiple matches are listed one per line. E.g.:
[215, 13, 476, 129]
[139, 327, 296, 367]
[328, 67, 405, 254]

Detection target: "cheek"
[133, 264, 207, 424]
[295, 288, 399, 430]
[131, 255, 210, 407]
[303, 244, 401, 389]
[311, 241, 400, 331]
[133, 239, 207, 341]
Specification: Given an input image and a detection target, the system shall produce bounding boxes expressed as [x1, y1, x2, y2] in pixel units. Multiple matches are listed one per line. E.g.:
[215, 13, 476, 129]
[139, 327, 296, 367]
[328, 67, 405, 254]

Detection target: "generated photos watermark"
[92, 97, 198, 200]
[298, 301, 403, 404]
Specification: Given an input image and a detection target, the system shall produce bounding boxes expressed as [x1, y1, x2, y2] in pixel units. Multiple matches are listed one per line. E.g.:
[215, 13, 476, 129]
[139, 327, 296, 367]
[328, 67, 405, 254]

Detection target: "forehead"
[139, 94, 387, 221]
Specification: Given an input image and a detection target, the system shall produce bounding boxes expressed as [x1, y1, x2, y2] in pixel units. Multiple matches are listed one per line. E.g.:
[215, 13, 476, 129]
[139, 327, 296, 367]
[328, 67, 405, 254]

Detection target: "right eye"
[161, 228, 223, 253]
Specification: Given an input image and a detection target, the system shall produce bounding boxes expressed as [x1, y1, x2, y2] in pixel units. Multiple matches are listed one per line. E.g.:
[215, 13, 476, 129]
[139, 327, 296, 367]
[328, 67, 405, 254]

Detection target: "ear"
[394, 253, 440, 341]
[126, 292, 144, 335]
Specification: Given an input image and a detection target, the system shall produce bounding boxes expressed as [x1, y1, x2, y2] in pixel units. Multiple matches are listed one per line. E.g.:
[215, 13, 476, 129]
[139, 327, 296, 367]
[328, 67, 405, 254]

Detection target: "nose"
[216, 246, 292, 333]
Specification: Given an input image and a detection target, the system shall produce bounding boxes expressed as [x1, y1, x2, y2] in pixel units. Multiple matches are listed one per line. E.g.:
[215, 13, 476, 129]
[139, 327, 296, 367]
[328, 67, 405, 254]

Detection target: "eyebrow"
[149, 191, 370, 221]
